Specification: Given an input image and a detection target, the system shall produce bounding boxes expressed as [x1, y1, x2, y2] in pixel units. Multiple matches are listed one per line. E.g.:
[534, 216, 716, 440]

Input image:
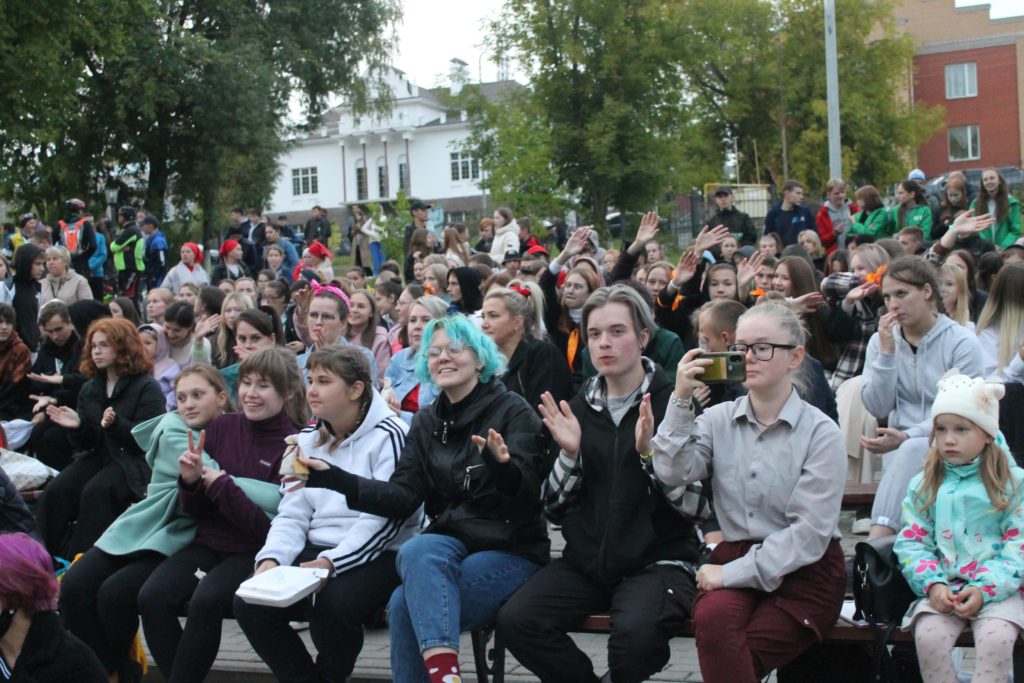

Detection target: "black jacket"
[712, 206, 757, 246]
[69, 373, 167, 499]
[12, 245, 42, 352]
[0, 468, 37, 538]
[500, 337, 573, 465]
[308, 379, 550, 565]
[30, 334, 85, 407]
[8, 610, 106, 683]
[561, 368, 701, 583]
[211, 260, 251, 285]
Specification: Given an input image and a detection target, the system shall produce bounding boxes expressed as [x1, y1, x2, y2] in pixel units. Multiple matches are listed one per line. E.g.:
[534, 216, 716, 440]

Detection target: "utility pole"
[824, 0, 842, 179]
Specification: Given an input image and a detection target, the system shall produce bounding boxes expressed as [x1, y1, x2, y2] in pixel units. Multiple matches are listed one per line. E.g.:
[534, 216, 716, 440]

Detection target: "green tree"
[493, 0, 714, 228]
[675, 0, 943, 191]
[0, 0, 399, 240]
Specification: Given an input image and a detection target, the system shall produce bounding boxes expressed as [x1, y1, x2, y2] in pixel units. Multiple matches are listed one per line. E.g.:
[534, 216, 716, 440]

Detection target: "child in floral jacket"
[894, 373, 1024, 683]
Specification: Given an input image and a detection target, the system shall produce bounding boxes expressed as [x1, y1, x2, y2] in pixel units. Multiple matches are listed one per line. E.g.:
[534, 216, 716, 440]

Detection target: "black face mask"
[0, 608, 16, 639]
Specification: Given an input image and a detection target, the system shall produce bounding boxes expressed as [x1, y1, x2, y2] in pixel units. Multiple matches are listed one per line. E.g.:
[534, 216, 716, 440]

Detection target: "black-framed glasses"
[729, 343, 796, 361]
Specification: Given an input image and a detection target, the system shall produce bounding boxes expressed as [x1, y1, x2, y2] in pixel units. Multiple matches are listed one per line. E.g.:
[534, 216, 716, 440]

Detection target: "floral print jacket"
[894, 453, 1024, 605]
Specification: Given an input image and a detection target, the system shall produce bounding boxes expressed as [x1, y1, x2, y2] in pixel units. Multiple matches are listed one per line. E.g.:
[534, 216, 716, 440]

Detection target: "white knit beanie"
[931, 371, 1005, 437]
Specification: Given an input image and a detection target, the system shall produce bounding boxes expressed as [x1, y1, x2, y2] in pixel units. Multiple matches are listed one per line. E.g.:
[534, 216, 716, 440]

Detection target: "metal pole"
[824, 0, 842, 179]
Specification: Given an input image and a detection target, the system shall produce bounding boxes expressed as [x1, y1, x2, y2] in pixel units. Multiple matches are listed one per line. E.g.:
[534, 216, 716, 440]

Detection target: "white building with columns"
[267, 64, 520, 225]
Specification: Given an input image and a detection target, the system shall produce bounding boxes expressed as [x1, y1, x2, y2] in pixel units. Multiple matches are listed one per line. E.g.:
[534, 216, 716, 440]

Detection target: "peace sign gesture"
[179, 429, 206, 485]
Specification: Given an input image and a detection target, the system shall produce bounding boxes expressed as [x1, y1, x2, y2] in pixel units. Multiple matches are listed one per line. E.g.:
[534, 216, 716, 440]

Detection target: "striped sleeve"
[542, 450, 583, 523]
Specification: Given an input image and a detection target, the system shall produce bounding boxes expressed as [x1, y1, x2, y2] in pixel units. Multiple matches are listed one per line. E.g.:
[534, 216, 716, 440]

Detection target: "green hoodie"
[890, 204, 934, 239]
[969, 196, 1022, 249]
[849, 207, 893, 238]
[95, 411, 281, 557]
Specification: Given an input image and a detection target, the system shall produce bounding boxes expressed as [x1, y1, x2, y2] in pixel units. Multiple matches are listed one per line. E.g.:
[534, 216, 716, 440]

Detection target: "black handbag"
[852, 535, 921, 682]
[853, 535, 916, 624]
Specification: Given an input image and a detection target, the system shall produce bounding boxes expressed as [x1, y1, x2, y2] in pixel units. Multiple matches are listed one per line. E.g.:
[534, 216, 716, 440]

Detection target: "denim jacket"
[386, 347, 438, 425]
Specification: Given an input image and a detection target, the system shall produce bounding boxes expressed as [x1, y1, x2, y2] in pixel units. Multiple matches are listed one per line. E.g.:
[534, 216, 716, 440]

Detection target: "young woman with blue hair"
[299, 314, 548, 683]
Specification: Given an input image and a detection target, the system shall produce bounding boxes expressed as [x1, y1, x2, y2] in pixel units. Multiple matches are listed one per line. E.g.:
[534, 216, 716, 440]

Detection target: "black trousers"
[234, 548, 400, 683]
[496, 557, 696, 683]
[58, 546, 164, 673]
[30, 418, 76, 471]
[137, 541, 256, 683]
[37, 455, 134, 558]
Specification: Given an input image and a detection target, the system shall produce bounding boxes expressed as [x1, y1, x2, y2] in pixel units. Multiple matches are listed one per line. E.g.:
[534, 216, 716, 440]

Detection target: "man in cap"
[710, 186, 757, 247]
[403, 199, 432, 258]
[502, 249, 522, 278]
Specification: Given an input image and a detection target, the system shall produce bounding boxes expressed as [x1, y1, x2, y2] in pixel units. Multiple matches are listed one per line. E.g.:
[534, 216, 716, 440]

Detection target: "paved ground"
[139, 513, 977, 682]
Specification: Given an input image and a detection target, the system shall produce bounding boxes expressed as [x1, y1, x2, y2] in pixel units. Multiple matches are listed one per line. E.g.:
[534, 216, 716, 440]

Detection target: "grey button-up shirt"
[651, 388, 846, 592]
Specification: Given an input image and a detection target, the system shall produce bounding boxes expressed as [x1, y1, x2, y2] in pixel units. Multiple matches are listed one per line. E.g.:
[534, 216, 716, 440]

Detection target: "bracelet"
[639, 449, 654, 463]
[669, 392, 689, 408]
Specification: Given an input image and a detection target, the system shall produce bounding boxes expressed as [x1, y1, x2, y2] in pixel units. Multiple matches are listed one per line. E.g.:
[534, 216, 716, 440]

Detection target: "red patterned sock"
[425, 652, 462, 683]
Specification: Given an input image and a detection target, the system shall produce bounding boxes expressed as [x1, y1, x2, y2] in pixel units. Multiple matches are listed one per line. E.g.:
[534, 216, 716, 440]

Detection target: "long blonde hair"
[915, 439, 1017, 513]
[975, 264, 1024, 372]
[217, 291, 255, 363]
[938, 264, 971, 328]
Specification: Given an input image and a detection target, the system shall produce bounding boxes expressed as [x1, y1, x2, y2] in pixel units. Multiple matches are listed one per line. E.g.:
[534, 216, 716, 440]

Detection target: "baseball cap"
[908, 169, 926, 182]
[410, 200, 432, 211]
[502, 249, 521, 264]
[714, 186, 733, 196]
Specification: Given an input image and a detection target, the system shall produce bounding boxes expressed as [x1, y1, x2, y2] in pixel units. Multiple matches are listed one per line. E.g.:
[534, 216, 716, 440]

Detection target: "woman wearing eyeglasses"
[298, 314, 547, 683]
[639, 302, 848, 683]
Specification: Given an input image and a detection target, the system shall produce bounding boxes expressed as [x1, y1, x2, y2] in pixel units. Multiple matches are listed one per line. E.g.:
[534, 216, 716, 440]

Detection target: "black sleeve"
[609, 245, 639, 284]
[538, 267, 562, 341]
[741, 214, 757, 247]
[107, 378, 167, 452]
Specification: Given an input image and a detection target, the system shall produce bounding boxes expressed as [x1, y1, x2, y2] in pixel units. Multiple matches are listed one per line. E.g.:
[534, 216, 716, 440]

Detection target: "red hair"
[0, 533, 57, 612]
[80, 317, 154, 377]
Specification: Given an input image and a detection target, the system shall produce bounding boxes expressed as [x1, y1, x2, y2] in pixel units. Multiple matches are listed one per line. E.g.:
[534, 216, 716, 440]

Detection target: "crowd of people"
[0, 166, 1021, 682]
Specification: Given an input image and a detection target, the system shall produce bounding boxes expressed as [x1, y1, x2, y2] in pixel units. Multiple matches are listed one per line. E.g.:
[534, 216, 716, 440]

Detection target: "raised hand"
[635, 393, 654, 456]
[693, 224, 731, 255]
[736, 250, 765, 290]
[45, 405, 81, 430]
[950, 209, 995, 239]
[843, 281, 879, 307]
[558, 227, 590, 263]
[791, 291, 825, 313]
[194, 314, 221, 339]
[674, 348, 713, 401]
[877, 311, 898, 355]
[538, 391, 581, 458]
[859, 427, 906, 454]
[471, 428, 511, 464]
[635, 211, 660, 246]
[672, 250, 699, 288]
[179, 429, 205, 485]
[292, 286, 312, 314]
[100, 407, 117, 429]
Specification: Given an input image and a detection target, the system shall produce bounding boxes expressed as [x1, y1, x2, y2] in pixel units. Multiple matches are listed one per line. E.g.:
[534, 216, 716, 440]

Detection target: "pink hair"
[0, 533, 57, 612]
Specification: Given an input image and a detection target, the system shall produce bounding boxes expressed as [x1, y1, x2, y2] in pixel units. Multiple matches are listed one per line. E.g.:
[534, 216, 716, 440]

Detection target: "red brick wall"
[914, 44, 1021, 173]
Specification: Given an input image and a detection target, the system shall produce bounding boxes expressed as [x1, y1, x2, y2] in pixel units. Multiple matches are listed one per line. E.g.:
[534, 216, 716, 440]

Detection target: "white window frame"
[355, 159, 367, 201]
[450, 152, 480, 182]
[291, 167, 319, 196]
[944, 63, 977, 99]
[947, 125, 981, 162]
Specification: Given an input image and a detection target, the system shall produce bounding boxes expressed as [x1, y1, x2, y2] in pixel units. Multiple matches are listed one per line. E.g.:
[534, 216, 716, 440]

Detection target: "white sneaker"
[851, 518, 872, 535]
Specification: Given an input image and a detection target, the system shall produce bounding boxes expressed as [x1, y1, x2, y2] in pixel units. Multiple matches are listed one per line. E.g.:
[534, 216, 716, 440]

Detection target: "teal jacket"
[94, 411, 282, 557]
[970, 196, 1022, 249]
[850, 207, 893, 238]
[895, 446, 1024, 605]
[890, 204, 934, 239]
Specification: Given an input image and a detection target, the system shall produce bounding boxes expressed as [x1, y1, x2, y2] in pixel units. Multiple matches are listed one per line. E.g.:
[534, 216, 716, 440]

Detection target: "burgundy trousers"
[693, 539, 846, 683]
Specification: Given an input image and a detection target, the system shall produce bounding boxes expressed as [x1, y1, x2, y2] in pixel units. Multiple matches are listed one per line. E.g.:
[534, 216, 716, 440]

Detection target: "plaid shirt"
[821, 272, 881, 386]
[543, 358, 711, 525]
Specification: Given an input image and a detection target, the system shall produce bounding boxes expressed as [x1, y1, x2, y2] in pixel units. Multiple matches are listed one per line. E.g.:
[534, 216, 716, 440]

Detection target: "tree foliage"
[0, 0, 399, 239]
[477, 0, 942, 225]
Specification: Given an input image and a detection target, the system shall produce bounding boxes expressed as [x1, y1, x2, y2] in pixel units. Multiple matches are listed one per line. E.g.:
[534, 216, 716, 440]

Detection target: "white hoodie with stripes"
[255, 390, 422, 573]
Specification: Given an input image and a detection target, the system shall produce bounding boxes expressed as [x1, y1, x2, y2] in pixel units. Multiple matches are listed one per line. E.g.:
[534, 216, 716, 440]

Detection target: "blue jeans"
[370, 242, 385, 275]
[388, 533, 540, 682]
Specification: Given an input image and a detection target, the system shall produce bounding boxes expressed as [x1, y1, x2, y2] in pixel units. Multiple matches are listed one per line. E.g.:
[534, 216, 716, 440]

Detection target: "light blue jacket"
[89, 232, 108, 278]
[385, 347, 439, 425]
[895, 449, 1024, 604]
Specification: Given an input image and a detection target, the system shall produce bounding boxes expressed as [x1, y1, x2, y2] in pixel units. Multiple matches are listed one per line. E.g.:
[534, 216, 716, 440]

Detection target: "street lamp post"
[824, 0, 842, 179]
[104, 185, 119, 222]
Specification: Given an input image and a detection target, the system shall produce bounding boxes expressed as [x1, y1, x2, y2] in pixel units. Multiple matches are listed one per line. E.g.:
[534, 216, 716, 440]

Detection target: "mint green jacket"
[95, 411, 281, 557]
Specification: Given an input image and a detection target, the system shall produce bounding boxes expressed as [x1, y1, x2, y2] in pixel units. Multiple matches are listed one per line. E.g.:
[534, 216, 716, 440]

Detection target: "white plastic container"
[235, 565, 329, 607]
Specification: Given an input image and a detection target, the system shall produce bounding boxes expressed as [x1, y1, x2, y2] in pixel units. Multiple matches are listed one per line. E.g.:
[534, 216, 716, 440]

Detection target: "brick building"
[895, 0, 1024, 174]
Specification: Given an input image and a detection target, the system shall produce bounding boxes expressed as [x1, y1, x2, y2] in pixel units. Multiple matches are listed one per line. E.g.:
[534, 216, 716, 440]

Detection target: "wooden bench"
[471, 613, 989, 683]
[842, 482, 878, 508]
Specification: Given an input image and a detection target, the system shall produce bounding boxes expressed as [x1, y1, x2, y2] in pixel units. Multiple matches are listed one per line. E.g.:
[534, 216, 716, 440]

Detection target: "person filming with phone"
[637, 302, 847, 683]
